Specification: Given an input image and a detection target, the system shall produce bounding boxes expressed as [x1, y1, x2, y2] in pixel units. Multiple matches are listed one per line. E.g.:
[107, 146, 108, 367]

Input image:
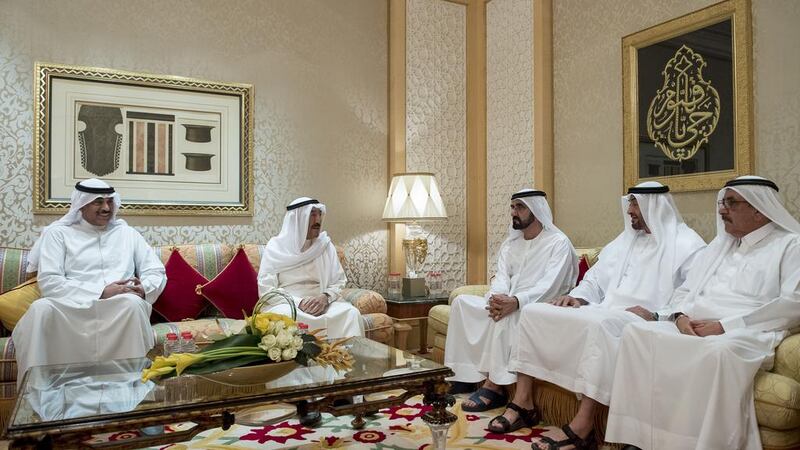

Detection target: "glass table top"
[9, 337, 449, 432]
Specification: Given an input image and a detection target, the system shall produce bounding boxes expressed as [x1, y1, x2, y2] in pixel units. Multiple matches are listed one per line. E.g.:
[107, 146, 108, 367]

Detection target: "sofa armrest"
[340, 288, 386, 314]
[773, 333, 800, 383]
[448, 285, 490, 305]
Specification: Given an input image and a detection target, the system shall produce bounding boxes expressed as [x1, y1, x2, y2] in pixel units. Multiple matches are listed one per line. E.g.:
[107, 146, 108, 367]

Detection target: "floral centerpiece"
[142, 290, 354, 382]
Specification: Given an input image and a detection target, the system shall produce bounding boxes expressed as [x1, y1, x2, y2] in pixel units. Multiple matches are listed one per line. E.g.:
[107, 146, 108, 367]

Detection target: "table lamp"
[382, 172, 447, 297]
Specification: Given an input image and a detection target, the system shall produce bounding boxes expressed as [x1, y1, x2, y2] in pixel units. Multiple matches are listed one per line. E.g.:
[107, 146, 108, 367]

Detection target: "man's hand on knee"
[485, 294, 518, 321]
[549, 295, 586, 308]
[101, 278, 144, 299]
[299, 294, 329, 317]
[690, 319, 724, 337]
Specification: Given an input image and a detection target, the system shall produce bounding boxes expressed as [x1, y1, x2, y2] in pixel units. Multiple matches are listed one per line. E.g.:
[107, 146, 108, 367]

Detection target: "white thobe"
[606, 223, 800, 450]
[510, 230, 704, 404]
[258, 242, 363, 339]
[13, 219, 166, 384]
[445, 229, 577, 385]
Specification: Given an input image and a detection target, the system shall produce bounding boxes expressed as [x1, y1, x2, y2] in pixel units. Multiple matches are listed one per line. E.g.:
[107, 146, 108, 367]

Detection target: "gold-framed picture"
[33, 62, 254, 216]
[622, 0, 753, 192]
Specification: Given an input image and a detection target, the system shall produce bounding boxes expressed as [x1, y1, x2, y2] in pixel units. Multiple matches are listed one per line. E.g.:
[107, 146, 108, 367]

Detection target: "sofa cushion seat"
[754, 370, 800, 430]
[428, 304, 450, 335]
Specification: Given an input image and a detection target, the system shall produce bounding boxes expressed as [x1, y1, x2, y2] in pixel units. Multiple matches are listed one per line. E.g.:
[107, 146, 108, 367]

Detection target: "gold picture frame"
[33, 62, 254, 216]
[622, 0, 753, 192]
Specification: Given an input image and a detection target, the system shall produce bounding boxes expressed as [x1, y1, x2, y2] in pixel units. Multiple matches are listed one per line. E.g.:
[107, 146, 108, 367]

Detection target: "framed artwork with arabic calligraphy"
[622, 0, 753, 192]
[33, 62, 254, 216]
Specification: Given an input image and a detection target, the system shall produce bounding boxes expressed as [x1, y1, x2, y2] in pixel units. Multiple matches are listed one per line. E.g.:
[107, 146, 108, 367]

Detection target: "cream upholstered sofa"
[427, 247, 800, 450]
[0, 243, 393, 431]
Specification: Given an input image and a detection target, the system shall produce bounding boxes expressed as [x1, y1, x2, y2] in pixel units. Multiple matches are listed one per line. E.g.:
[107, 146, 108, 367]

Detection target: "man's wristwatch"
[651, 312, 659, 321]
[668, 312, 685, 322]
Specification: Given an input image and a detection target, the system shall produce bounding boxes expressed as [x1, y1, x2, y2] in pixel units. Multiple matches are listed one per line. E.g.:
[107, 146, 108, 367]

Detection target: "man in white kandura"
[490, 182, 706, 446]
[606, 176, 800, 450]
[258, 197, 363, 339]
[444, 189, 578, 412]
[13, 178, 166, 383]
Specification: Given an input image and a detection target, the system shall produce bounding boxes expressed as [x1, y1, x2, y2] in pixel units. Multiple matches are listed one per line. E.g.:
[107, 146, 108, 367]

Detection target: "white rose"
[267, 347, 282, 362]
[273, 321, 286, 332]
[292, 336, 303, 350]
[287, 325, 298, 335]
[276, 330, 291, 348]
[258, 334, 277, 350]
[282, 348, 297, 361]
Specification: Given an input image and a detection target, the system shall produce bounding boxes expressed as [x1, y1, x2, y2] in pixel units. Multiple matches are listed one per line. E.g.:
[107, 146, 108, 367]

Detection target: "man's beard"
[630, 216, 645, 230]
[512, 215, 535, 230]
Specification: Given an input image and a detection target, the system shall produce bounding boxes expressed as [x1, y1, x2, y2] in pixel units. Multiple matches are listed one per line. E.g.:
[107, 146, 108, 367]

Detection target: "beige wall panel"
[0, 0, 388, 289]
[553, 0, 717, 247]
[406, 0, 466, 290]
[486, 0, 534, 277]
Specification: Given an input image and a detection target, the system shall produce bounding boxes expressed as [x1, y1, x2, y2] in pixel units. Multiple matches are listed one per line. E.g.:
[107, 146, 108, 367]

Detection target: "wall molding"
[533, 0, 554, 208]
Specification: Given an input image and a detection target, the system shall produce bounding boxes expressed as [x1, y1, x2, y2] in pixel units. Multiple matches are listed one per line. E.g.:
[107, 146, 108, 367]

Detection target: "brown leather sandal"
[487, 402, 540, 434]
[532, 424, 597, 450]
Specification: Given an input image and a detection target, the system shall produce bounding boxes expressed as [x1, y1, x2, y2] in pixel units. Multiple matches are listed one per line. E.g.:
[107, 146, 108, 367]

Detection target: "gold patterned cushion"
[448, 285, 490, 304]
[428, 304, 450, 335]
[758, 424, 800, 450]
[0, 279, 40, 331]
[773, 333, 800, 383]
[362, 312, 393, 344]
[341, 288, 386, 314]
[754, 370, 800, 430]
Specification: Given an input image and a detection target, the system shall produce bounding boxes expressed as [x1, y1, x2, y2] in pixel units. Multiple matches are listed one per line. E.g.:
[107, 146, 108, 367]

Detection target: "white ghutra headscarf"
[676, 176, 800, 309]
[503, 188, 578, 277]
[261, 197, 333, 275]
[26, 178, 124, 273]
[600, 181, 704, 305]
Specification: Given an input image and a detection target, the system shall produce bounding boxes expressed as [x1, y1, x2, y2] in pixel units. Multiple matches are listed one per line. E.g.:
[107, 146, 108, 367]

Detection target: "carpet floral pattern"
[87, 395, 545, 449]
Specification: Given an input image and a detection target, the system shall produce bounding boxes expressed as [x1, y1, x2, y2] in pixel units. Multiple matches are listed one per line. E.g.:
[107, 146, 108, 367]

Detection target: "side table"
[384, 293, 449, 354]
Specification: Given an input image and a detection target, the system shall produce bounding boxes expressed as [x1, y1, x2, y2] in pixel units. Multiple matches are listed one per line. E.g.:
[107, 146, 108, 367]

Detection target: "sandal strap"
[505, 402, 540, 425]
[488, 414, 511, 433]
[474, 387, 506, 404]
[561, 424, 594, 449]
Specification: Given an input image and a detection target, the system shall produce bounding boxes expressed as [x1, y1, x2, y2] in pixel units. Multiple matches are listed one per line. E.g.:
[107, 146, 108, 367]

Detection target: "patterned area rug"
[88, 394, 546, 449]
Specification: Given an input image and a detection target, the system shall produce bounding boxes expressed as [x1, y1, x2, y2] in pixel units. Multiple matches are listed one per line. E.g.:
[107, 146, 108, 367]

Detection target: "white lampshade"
[382, 172, 447, 222]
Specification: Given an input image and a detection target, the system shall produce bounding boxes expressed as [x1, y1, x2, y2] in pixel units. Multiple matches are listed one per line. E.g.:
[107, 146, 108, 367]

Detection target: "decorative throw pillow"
[0, 278, 41, 331]
[576, 255, 591, 284]
[152, 249, 210, 322]
[197, 247, 259, 319]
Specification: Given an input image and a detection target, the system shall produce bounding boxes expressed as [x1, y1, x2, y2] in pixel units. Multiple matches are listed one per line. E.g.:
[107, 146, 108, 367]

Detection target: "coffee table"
[4, 337, 455, 450]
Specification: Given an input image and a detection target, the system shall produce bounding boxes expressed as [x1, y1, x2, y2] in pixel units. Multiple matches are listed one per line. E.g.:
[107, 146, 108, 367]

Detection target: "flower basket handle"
[252, 289, 297, 321]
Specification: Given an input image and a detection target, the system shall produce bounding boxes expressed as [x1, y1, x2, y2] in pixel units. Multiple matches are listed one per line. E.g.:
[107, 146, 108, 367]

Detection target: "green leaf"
[201, 334, 261, 352]
[185, 354, 269, 375]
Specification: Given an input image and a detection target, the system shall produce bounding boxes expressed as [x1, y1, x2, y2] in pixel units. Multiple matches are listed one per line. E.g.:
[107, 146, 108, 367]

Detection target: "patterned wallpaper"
[0, 0, 389, 290]
[552, 0, 800, 247]
[405, 0, 466, 291]
[486, 0, 534, 278]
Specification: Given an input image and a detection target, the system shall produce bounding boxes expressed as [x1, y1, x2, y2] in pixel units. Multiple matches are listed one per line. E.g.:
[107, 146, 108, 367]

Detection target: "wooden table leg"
[393, 322, 412, 350]
[418, 318, 429, 354]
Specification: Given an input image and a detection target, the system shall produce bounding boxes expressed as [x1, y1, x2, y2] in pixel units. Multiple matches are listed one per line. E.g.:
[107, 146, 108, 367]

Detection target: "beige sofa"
[0, 243, 393, 432]
[427, 248, 800, 450]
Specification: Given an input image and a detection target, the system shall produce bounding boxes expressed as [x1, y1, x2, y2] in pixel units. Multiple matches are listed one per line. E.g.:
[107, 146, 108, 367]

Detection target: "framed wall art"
[33, 62, 254, 215]
[622, 0, 753, 192]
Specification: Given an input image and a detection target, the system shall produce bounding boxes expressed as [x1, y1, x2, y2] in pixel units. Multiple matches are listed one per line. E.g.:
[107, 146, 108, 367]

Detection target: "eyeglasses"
[717, 199, 748, 209]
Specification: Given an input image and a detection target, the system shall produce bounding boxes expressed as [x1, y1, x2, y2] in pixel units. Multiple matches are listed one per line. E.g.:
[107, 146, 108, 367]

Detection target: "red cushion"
[198, 247, 259, 319]
[152, 250, 210, 322]
[576, 255, 590, 284]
